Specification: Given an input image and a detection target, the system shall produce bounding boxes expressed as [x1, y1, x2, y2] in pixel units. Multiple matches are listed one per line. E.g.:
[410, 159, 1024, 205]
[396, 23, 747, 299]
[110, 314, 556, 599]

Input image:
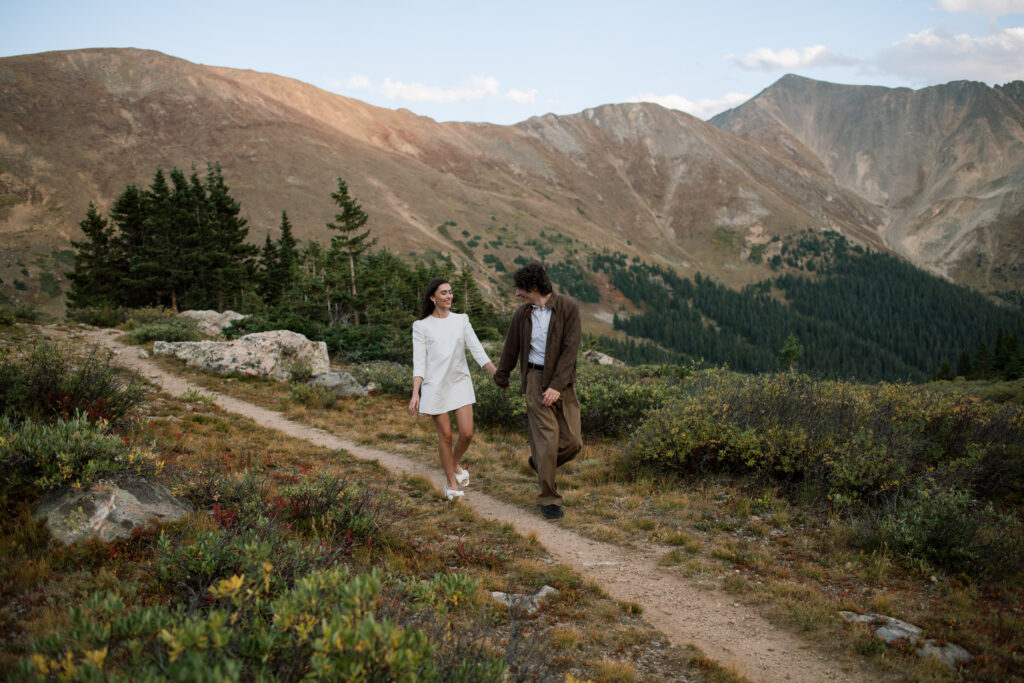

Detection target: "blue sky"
[3, 0, 1023, 124]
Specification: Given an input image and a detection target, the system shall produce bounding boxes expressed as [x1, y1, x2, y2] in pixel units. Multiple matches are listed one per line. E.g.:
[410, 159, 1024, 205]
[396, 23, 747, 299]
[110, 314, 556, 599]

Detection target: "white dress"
[412, 313, 492, 415]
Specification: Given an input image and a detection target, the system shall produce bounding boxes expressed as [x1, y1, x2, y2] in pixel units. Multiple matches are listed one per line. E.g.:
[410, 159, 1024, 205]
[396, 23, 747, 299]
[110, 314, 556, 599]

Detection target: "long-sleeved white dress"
[412, 312, 492, 415]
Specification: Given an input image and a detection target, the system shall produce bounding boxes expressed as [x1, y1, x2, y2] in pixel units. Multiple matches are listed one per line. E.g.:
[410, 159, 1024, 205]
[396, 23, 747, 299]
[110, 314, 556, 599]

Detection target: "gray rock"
[917, 640, 971, 669]
[177, 310, 248, 337]
[154, 330, 329, 382]
[34, 477, 192, 545]
[308, 371, 368, 397]
[490, 585, 559, 615]
[583, 349, 625, 367]
[839, 611, 969, 668]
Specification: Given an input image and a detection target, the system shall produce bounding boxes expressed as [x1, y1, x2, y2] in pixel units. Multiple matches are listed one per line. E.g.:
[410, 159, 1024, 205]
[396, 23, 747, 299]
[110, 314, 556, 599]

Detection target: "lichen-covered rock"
[177, 309, 248, 336]
[308, 371, 368, 397]
[34, 477, 192, 545]
[154, 330, 329, 381]
[583, 349, 624, 367]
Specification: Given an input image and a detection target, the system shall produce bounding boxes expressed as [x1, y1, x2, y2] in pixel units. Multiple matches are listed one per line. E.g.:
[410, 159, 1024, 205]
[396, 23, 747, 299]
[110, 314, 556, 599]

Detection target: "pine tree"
[67, 203, 120, 308]
[956, 350, 973, 378]
[204, 164, 256, 310]
[273, 210, 300, 303]
[779, 333, 803, 374]
[326, 178, 375, 324]
[257, 233, 279, 305]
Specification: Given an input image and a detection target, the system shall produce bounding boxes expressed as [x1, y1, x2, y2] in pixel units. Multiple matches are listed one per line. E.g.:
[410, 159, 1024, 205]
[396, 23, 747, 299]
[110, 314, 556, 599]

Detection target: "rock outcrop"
[34, 477, 192, 545]
[307, 371, 368, 397]
[154, 330, 329, 381]
[177, 310, 248, 336]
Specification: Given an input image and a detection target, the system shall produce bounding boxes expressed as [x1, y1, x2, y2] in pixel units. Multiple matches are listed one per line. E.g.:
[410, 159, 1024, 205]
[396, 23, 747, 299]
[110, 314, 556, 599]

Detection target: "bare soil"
[65, 326, 892, 683]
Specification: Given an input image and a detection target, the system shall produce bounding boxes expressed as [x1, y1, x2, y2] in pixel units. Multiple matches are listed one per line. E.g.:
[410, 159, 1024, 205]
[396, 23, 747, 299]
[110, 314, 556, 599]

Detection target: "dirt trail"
[64, 327, 886, 683]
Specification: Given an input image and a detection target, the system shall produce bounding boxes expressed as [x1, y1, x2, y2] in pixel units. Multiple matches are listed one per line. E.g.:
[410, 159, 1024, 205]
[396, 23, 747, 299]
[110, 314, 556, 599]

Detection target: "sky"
[3, 0, 1024, 125]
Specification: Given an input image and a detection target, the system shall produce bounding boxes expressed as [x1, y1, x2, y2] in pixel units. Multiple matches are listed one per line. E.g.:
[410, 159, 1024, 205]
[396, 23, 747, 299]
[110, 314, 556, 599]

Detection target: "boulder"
[154, 330, 329, 381]
[34, 477, 192, 545]
[490, 585, 559, 615]
[177, 309, 248, 337]
[308, 371, 368, 397]
[583, 349, 625, 367]
[839, 611, 970, 669]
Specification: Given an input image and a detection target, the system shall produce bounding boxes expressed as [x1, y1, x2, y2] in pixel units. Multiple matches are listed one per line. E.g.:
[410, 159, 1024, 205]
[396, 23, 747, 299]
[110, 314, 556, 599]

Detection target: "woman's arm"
[408, 375, 423, 415]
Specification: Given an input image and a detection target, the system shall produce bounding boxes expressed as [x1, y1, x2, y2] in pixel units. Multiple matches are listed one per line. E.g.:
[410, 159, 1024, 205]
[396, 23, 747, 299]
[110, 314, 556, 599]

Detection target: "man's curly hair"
[512, 261, 552, 295]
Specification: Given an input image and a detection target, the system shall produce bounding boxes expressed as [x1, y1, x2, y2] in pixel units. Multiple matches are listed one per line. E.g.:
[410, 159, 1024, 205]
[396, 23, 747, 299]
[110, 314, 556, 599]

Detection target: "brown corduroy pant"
[525, 368, 582, 506]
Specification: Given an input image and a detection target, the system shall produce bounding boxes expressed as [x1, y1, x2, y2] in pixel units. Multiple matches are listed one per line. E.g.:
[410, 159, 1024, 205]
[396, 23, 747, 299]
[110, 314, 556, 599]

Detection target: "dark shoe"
[528, 456, 537, 472]
[538, 504, 564, 519]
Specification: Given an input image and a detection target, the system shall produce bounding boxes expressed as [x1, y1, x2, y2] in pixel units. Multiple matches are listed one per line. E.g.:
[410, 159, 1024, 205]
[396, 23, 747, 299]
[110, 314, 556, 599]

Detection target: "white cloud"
[378, 76, 500, 103]
[346, 74, 371, 89]
[628, 91, 751, 119]
[505, 88, 538, 104]
[879, 25, 1024, 82]
[939, 0, 1024, 14]
[729, 44, 858, 71]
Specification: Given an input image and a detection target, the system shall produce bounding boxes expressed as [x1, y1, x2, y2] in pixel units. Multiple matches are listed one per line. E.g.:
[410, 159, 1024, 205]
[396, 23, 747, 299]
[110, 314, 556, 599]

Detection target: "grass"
[0, 328, 705, 681]
[142, 352, 1024, 681]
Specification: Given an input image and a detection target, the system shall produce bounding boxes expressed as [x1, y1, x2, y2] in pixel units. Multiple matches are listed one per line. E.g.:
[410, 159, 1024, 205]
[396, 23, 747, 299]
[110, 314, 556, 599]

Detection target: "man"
[494, 262, 582, 519]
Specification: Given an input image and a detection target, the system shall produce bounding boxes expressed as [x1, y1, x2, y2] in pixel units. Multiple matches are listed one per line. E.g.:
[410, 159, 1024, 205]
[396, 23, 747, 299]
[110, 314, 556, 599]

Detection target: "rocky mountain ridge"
[1, 48, 1021, 320]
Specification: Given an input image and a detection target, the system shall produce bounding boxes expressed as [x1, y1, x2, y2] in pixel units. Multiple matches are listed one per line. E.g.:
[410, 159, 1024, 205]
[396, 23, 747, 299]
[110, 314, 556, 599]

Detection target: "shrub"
[323, 324, 413, 364]
[0, 414, 161, 504]
[351, 361, 410, 397]
[128, 317, 203, 344]
[627, 370, 1024, 576]
[290, 382, 337, 408]
[0, 340, 147, 427]
[66, 305, 175, 329]
[860, 483, 1024, 579]
[577, 365, 673, 438]
[24, 567, 442, 681]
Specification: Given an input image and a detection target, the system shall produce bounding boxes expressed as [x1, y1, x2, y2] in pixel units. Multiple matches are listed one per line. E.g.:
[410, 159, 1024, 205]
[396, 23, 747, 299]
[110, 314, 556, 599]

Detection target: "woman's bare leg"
[451, 404, 474, 473]
[432, 413, 459, 489]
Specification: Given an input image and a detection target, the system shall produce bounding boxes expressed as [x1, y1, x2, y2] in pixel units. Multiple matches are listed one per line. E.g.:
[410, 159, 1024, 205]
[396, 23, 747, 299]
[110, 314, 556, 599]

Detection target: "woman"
[409, 278, 496, 500]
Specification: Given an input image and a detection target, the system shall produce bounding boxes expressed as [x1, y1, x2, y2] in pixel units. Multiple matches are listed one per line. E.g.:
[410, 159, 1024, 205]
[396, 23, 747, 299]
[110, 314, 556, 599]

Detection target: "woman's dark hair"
[418, 278, 451, 319]
[512, 262, 552, 295]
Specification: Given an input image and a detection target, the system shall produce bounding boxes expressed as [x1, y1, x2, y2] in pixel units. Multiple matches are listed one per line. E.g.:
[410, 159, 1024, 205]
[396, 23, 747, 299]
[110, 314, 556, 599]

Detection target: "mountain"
[711, 74, 1024, 291]
[1, 49, 1020, 322]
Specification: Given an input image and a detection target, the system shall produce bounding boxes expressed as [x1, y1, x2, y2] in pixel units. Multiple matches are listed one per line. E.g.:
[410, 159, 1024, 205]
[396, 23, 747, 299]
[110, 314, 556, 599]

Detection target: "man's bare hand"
[541, 388, 560, 406]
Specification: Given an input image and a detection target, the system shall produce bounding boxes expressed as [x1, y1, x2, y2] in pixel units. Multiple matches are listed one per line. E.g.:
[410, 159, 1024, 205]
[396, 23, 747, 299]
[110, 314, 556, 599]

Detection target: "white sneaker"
[444, 487, 464, 501]
[454, 467, 469, 486]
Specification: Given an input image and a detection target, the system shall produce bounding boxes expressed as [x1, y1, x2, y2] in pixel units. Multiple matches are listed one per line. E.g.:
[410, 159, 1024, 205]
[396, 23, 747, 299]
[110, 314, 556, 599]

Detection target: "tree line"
[68, 165, 504, 362]
[591, 234, 1024, 382]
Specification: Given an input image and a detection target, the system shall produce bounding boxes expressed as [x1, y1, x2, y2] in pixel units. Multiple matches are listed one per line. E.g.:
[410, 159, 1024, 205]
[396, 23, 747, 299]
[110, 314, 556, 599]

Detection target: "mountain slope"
[711, 74, 1024, 291]
[1, 49, 1020, 321]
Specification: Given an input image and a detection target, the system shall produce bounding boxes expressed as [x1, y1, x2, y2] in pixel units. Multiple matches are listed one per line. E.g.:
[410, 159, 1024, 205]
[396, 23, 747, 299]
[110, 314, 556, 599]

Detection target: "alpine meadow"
[1, 48, 1023, 681]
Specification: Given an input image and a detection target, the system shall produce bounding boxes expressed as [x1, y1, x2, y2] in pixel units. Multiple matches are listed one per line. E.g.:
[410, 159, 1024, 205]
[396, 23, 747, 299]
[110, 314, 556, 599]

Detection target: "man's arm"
[493, 307, 523, 388]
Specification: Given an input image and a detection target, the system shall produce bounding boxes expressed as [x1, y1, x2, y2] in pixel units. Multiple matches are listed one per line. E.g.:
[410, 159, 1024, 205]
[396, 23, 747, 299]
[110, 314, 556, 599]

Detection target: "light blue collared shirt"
[529, 304, 551, 365]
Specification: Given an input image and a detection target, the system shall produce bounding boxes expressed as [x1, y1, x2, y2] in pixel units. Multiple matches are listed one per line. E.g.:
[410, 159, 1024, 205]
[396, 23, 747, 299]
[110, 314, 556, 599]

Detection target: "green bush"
[860, 483, 1024, 579]
[0, 414, 161, 504]
[350, 361, 410, 397]
[627, 370, 1024, 577]
[290, 382, 337, 408]
[0, 340, 147, 427]
[128, 317, 203, 344]
[23, 568, 443, 681]
[577, 364, 673, 438]
[66, 305, 175, 329]
[323, 324, 412, 364]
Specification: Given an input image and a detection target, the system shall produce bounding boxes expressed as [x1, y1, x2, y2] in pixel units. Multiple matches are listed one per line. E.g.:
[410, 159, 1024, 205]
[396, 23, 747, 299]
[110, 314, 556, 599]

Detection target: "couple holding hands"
[408, 262, 582, 520]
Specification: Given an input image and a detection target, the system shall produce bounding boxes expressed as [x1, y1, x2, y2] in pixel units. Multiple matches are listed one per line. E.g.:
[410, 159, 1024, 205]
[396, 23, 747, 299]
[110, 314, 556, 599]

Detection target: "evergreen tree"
[973, 342, 994, 379]
[326, 178, 375, 324]
[779, 333, 803, 374]
[273, 210, 300, 303]
[257, 234, 279, 305]
[67, 203, 120, 307]
[956, 351, 973, 378]
[203, 164, 256, 310]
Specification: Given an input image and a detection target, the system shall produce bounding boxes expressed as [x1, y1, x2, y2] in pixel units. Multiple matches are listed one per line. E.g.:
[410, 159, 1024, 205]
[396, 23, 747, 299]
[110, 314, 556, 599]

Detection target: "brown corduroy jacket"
[494, 292, 581, 394]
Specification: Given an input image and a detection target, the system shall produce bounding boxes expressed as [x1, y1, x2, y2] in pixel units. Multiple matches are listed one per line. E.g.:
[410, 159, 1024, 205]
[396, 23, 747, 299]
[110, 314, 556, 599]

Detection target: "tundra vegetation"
[2, 165, 1022, 679]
